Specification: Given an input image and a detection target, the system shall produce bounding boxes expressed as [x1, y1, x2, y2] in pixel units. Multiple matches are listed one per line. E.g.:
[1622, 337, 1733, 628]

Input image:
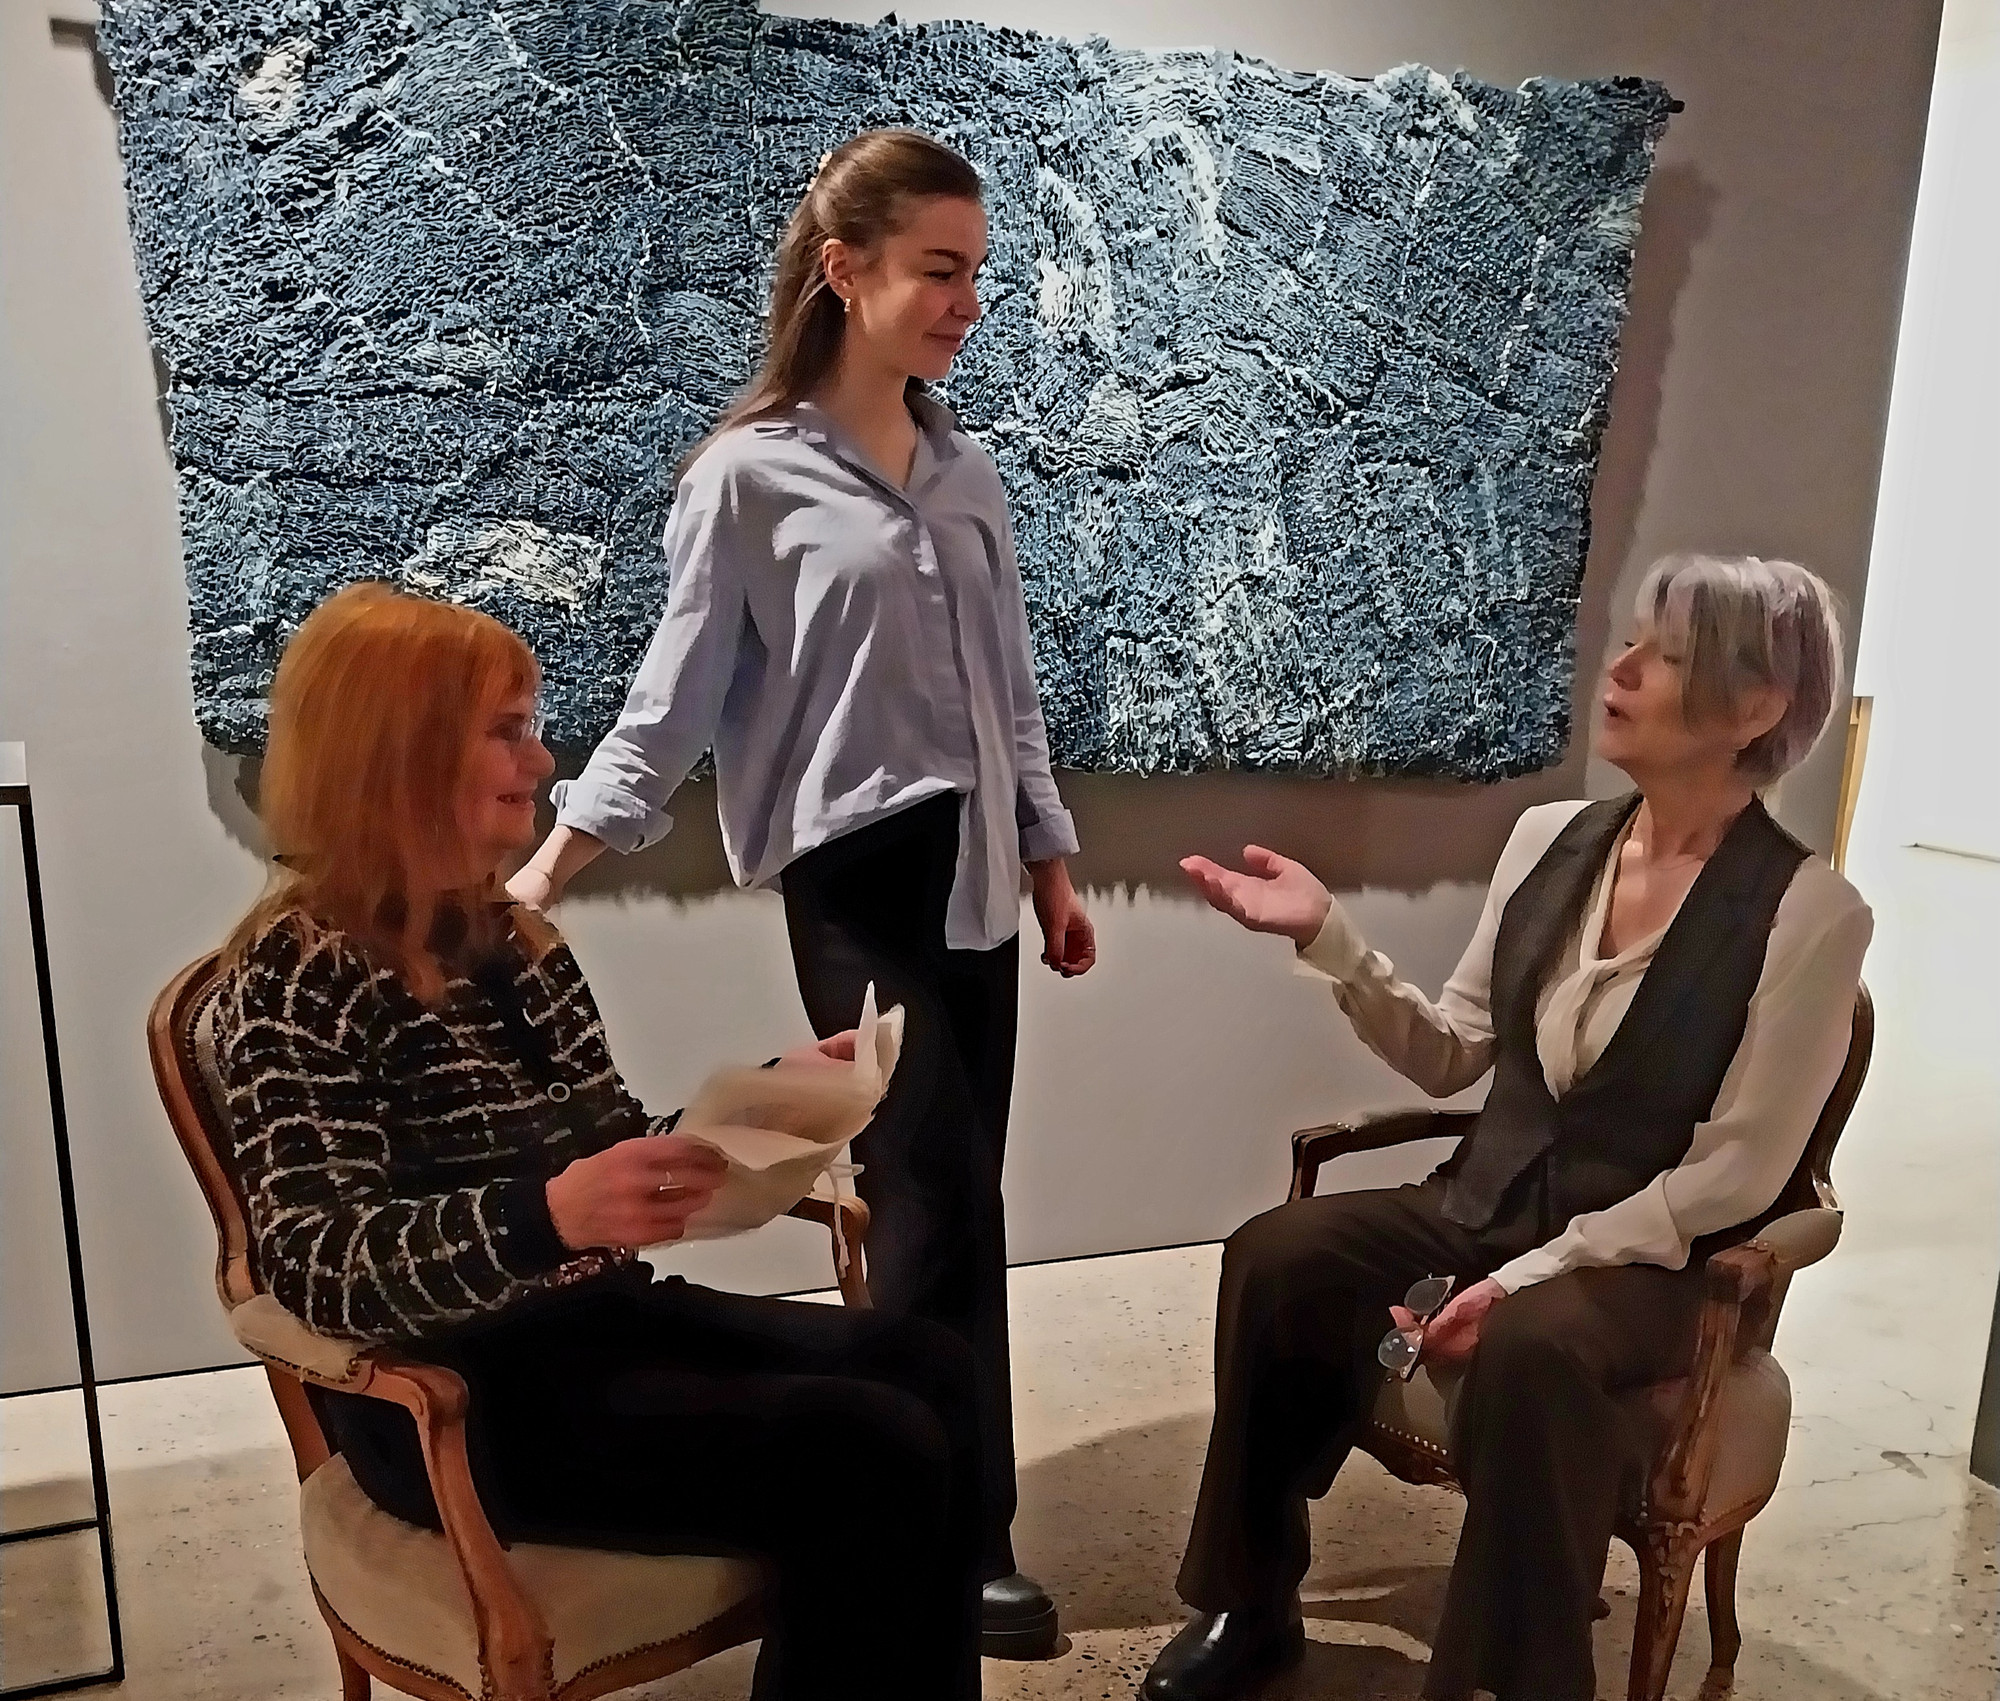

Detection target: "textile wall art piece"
[100, 0, 1672, 776]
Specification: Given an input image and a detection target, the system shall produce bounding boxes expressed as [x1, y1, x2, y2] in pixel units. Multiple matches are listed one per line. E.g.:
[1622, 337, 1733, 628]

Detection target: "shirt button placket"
[913, 515, 974, 754]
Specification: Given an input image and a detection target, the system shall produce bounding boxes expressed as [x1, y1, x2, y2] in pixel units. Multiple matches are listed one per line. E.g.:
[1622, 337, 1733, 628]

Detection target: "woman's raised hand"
[545, 1133, 729, 1253]
[1179, 846, 1333, 948]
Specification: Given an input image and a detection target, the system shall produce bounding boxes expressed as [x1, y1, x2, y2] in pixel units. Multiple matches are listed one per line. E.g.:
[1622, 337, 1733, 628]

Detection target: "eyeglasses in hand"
[1377, 1274, 1456, 1382]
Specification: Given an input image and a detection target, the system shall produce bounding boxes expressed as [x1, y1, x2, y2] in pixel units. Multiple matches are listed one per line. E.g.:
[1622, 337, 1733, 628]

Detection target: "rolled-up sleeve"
[552, 460, 750, 854]
[991, 497, 1079, 862]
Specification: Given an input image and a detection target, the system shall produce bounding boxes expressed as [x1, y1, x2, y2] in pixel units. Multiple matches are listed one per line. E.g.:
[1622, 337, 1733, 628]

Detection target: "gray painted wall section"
[0, 0, 1942, 1390]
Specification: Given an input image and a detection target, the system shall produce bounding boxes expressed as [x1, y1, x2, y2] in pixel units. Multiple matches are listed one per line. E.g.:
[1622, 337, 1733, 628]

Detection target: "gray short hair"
[1634, 554, 1845, 787]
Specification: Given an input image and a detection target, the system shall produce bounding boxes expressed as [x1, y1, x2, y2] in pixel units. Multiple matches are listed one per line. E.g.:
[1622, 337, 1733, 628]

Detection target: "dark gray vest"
[1442, 794, 1810, 1256]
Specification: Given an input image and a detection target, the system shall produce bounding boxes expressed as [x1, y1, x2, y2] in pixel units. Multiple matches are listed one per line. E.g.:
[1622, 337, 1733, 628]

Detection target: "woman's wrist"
[1290, 892, 1333, 950]
[1027, 855, 1072, 891]
[520, 825, 608, 899]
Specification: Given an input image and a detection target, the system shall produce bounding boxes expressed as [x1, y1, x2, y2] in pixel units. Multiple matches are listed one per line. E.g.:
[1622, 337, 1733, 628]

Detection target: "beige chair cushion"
[1637, 1349, 1793, 1522]
[1369, 1347, 1793, 1524]
[300, 1456, 762, 1697]
[229, 1294, 363, 1384]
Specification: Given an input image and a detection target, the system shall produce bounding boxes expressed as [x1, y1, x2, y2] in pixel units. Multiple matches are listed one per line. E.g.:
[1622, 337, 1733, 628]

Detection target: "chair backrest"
[1736, 982, 1872, 1349]
[146, 950, 261, 1310]
[149, 950, 347, 1481]
[1768, 982, 1874, 1220]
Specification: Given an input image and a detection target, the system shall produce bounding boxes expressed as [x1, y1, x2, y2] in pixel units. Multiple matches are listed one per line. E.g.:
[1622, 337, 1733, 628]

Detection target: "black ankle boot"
[1141, 1601, 1305, 1700]
[981, 1571, 1060, 1658]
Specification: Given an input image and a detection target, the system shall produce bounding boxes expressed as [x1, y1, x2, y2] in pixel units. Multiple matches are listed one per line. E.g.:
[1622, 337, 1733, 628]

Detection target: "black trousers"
[781, 792, 1025, 1581]
[313, 1273, 983, 1701]
[1177, 1179, 1709, 1701]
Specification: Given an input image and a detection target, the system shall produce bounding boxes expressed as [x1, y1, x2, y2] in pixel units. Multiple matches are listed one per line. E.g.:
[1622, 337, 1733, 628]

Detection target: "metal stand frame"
[1, 747, 123, 1696]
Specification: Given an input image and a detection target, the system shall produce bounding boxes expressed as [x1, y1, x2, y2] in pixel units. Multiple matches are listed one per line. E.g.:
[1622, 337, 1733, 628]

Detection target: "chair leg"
[1627, 1530, 1699, 1701]
[336, 1647, 372, 1700]
[1697, 1530, 1745, 1701]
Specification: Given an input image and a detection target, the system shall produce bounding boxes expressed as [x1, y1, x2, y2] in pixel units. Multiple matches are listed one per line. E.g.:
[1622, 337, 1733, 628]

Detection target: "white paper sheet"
[665, 984, 902, 1247]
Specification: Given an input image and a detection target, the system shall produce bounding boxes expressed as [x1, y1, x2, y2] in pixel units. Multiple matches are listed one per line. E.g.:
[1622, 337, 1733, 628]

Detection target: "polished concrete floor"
[5, 849, 1995, 1700]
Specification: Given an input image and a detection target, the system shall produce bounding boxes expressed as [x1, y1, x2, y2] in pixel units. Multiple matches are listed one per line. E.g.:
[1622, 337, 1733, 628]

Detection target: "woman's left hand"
[778, 1030, 859, 1069]
[1391, 1277, 1508, 1367]
[1030, 859, 1096, 977]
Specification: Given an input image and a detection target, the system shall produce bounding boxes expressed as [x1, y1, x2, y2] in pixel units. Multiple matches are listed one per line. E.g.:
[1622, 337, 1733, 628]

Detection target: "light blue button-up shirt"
[551, 394, 1080, 951]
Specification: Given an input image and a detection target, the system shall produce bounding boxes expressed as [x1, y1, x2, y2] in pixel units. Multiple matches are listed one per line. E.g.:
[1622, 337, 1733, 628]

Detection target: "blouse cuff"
[1487, 1181, 1689, 1294]
[1488, 1246, 1567, 1294]
[1294, 899, 1371, 984]
[551, 777, 672, 855]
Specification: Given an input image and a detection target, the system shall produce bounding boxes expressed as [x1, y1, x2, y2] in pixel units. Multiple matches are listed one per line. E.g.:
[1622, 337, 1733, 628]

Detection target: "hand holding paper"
[661, 985, 904, 1251]
[545, 1133, 728, 1252]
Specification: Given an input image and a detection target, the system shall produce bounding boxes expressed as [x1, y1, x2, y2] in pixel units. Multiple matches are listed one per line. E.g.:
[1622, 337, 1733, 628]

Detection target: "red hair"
[227, 582, 552, 1001]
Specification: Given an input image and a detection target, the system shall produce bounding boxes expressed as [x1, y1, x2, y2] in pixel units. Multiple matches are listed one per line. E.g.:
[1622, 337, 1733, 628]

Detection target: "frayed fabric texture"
[100, 0, 1670, 776]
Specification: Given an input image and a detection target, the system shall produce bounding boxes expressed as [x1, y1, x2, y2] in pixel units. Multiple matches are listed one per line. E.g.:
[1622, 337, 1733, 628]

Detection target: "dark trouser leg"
[1177, 1182, 1493, 1611]
[449, 1280, 986, 1701]
[1423, 1262, 1708, 1701]
[782, 796, 1025, 1579]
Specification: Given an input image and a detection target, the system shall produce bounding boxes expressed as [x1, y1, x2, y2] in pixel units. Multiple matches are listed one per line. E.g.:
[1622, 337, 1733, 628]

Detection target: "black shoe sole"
[981, 1603, 1060, 1660]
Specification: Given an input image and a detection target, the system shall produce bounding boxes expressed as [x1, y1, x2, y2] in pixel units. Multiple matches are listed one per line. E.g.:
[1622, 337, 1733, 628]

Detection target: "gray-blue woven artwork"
[99, 0, 1671, 775]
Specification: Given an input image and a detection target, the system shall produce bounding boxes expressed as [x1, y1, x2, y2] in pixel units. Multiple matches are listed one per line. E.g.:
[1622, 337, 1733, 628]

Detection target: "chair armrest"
[229, 1294, 368, 1385]
[228, 1297, 555, 1700]
[1649, 1241, 1780, 1522]
[1747, 1206, 1842, 1275]
[787, 1193, 873, 1308]
[359, 1352, 556, 1701]
[1290, 1110, 1478, 1201]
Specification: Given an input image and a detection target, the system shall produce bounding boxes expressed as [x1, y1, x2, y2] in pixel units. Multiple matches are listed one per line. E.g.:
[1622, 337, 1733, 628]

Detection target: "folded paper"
[670, 986, 902, 1259]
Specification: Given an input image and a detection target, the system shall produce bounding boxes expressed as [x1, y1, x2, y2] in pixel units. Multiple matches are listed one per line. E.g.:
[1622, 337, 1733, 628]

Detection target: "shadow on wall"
[1575, 160, 1720, 699]
[192, 154, 1715, 906]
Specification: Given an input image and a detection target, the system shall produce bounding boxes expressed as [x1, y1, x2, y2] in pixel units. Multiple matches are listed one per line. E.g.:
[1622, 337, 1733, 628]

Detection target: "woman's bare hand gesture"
[1179, 846, 1332, 948]
[545, 1134, 729, 1253]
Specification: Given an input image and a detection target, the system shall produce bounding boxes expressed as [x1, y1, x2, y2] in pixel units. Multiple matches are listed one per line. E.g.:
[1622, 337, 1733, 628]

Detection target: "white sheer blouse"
[1295, 800, 1873, 1293]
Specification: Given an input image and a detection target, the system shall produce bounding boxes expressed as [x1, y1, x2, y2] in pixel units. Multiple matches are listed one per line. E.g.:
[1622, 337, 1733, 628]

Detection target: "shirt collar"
[784, 389, 963, 498]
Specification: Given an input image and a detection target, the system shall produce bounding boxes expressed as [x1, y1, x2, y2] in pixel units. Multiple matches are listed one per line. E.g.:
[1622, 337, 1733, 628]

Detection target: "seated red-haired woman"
[216, 583, 982, 1701]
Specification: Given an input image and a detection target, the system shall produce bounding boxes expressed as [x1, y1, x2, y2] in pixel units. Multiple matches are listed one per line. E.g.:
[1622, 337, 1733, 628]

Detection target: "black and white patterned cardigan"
[216, 912, 671, 1345]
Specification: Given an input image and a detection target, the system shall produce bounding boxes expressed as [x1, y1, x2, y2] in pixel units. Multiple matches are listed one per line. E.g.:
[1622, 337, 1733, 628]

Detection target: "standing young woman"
[510, 129, 1094, 1655]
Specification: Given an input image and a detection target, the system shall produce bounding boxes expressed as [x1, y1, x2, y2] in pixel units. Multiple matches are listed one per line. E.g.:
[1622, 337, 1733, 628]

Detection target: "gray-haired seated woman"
[1146, 555, 1872, 1701]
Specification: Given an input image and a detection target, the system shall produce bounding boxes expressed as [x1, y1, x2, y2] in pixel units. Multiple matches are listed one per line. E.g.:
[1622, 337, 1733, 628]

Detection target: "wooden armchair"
[1288, 986, 1873, 1701]
[147, 951, 873, 1701]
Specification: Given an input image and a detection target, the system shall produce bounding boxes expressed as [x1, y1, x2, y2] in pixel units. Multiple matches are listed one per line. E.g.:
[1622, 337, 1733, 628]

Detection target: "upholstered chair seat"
[1371, 1349, 1794, 1530]
[300, 1455, 762, 1700]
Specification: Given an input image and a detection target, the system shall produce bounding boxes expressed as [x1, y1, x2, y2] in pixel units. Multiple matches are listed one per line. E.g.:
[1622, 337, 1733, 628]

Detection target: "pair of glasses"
[1376, 1275, 1456, 1382]
[496, 703, 548, 745]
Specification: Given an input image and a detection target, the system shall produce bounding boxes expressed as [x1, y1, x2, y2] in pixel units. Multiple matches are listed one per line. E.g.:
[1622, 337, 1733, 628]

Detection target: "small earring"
[842, 296, 852, 313]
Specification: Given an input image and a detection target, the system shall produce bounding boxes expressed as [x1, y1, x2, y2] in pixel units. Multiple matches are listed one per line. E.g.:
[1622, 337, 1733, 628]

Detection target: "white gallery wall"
[1851, 0, 1999, 866]
[0, 0, 1943, 1388]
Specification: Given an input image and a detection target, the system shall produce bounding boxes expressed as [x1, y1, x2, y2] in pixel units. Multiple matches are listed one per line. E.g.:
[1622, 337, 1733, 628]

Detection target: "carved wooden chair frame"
[1286, 986, 1873, 1701]
[148, 950, 872, 1701]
